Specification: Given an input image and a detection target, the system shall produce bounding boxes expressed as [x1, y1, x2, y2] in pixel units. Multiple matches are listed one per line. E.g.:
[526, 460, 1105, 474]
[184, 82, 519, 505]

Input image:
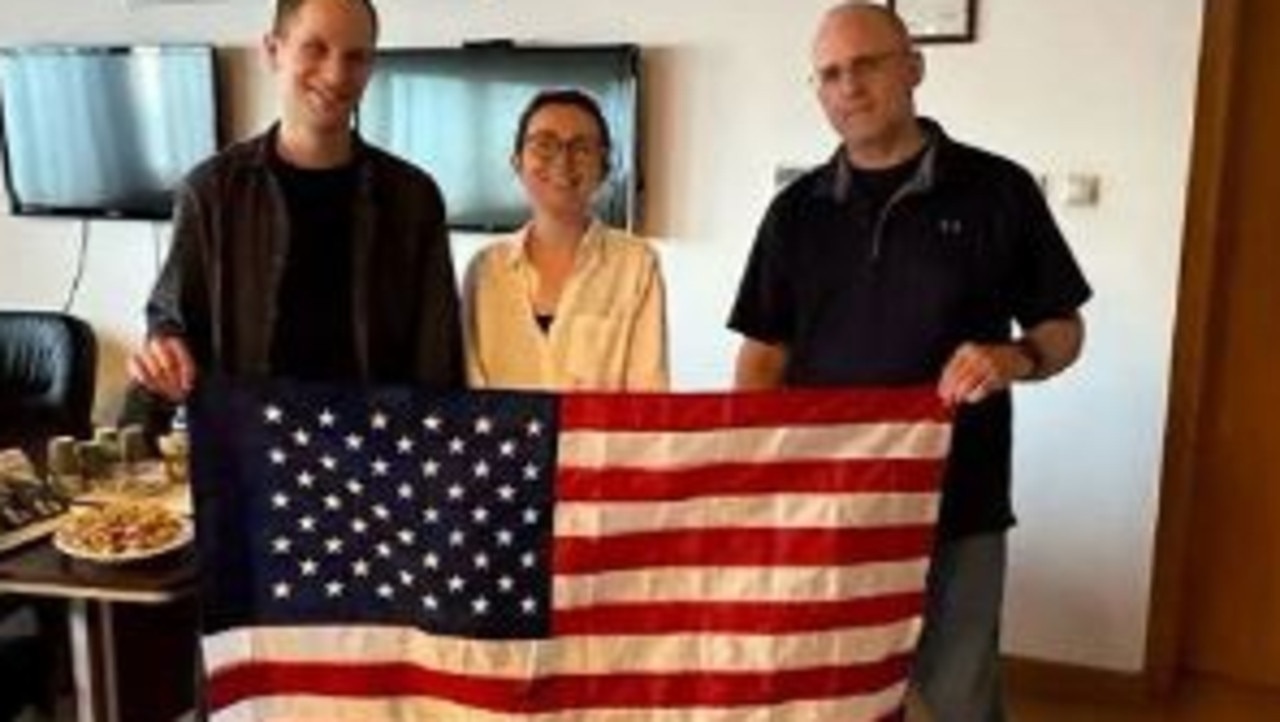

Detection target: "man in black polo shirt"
[729, 3, 1091, 721]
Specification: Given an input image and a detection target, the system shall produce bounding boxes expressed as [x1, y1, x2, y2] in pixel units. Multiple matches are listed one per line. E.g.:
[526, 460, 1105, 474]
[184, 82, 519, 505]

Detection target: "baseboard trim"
[1004, 656, 1152, 704]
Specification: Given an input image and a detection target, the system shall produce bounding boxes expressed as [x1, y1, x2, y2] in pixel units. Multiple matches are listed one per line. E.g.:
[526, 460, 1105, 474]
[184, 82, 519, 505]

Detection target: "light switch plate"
[1065, 173, 1101, 207]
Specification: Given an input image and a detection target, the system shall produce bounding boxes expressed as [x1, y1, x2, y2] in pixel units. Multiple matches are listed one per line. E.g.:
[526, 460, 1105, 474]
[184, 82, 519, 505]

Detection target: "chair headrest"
[0, 311, 97, 430]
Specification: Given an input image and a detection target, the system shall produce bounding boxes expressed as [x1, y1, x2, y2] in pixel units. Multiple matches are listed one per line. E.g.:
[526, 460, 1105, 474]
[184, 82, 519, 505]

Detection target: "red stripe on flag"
[554, 526, 934, 573]
[557, 459, 944, 501]
[560, 387, 950, 431]
[552, 592, 927, 635]
[208, 655, 913, 714]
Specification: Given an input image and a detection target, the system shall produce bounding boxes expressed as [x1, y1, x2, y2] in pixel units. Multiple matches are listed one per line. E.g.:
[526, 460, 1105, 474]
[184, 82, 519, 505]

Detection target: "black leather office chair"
[0, 311, 97, 466]
[0, 310, 95, 720]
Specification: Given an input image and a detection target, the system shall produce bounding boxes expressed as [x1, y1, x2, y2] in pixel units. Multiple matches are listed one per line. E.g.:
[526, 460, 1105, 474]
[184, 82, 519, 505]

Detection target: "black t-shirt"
[268, 152, 360, 381]
[728, 125, 1092, 539]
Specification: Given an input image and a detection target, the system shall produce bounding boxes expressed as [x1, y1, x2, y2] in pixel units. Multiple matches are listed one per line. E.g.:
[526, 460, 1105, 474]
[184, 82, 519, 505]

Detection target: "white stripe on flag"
[556, 492, 939, 536]
[203, 619, 921, 677]
[552, 558, 930, 608]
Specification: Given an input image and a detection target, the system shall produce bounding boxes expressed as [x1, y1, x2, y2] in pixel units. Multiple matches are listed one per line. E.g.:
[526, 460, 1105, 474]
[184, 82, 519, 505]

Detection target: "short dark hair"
[513, 89, 613, 174]
[274, 0, 380, 41]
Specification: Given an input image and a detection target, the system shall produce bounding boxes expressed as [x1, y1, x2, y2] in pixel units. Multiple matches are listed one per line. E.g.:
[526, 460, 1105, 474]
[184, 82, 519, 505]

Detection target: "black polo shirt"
[729, 120, 1092, 539]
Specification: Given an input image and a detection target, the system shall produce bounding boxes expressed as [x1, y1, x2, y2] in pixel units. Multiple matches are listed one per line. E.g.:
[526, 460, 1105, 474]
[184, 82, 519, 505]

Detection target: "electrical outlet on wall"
[774, 165, 810, 189]
[1064, 173, 1102, 207]
[1034, 171, 1103, 208]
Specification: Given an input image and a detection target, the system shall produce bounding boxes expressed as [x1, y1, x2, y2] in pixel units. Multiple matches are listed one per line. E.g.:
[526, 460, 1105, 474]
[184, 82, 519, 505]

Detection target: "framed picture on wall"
[888, 0, 977, 44]
[123, 0, 235, 7]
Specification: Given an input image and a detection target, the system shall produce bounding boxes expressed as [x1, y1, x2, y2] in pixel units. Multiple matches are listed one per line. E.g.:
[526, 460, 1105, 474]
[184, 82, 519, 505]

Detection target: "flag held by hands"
[189, 380, 951, 721]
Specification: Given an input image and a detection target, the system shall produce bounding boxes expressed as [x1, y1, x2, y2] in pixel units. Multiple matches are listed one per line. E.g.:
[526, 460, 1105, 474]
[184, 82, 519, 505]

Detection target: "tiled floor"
[1009, 674, 1280, 722]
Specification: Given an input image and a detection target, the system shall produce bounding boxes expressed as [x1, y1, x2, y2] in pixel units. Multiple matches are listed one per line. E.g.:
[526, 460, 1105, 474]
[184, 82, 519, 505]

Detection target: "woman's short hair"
[512, 88, 613, 174]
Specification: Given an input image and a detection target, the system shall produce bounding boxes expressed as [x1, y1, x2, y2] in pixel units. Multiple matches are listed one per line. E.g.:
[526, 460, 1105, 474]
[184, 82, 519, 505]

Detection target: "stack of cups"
[46, 436, 80, 495]
[120, 425, 148, 469]
[75, 441, 109, 490]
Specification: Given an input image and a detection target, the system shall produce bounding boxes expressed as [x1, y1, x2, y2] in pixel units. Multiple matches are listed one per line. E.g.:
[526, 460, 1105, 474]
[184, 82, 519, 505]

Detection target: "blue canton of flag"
[194, 381, 557, 640]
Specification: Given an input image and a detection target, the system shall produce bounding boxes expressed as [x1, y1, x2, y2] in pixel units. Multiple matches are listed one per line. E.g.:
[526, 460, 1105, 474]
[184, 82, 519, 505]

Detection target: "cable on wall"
[152, 220, 166, 274]
[60, 219, 90, 313]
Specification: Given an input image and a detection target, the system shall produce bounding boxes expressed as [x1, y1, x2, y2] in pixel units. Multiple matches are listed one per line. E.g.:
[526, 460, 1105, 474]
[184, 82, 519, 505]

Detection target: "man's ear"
[510, 152, 522, 175]
[907, 50, 925, 88]
[263, 32, 281, 71]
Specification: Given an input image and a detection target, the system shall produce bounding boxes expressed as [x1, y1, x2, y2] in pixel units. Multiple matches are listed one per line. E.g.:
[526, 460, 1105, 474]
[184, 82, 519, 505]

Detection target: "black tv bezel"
[0, 43, 222, 221]
[360, 42, 643, 233]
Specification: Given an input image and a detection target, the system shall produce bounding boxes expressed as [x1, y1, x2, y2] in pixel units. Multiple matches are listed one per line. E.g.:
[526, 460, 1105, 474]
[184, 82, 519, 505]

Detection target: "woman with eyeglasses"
[462, 89, 669, 390]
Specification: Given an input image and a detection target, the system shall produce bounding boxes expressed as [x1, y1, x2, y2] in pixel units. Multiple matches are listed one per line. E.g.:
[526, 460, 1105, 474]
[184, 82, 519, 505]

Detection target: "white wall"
[0, 0, 1203, 672]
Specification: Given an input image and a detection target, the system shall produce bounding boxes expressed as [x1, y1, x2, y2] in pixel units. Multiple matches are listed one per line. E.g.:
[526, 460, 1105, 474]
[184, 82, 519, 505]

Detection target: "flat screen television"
[0, 44, 219, 220]
[358, 43, 641, 232]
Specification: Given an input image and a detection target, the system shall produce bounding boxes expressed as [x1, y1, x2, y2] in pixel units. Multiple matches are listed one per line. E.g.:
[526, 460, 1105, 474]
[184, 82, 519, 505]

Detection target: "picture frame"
[888, 0, 977, 44]
[123, 0, 233, 7]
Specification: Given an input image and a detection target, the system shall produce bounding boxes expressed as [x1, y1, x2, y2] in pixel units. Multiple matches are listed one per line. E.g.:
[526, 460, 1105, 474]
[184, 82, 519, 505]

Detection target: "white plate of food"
[53, 501, 193, 564]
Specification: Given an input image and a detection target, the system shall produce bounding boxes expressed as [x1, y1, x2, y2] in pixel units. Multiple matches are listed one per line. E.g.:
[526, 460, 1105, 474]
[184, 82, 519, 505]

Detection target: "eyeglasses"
[522, 132, 604, 164]
[812, 50, 913, 89]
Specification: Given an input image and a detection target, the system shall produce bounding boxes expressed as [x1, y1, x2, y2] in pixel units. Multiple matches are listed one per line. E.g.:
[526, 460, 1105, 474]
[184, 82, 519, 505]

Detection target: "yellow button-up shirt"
[462, 221, 669, 391]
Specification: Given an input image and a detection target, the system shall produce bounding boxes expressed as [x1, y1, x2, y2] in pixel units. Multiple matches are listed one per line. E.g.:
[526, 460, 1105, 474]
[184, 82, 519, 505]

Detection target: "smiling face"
[513, 102, 609, 221]
[266, 0, 376, 143]
[812, 6, 924, 165]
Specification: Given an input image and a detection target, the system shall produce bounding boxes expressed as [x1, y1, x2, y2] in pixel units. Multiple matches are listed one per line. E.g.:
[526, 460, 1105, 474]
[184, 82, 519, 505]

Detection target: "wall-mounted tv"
[0, 44, 219, 220]
[359, 43, 641, 233]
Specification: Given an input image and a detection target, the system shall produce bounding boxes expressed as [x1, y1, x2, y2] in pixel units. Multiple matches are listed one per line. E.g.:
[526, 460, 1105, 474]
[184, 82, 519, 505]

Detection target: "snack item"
[1, 480, 67, 526]
[54, 501, 190, 561]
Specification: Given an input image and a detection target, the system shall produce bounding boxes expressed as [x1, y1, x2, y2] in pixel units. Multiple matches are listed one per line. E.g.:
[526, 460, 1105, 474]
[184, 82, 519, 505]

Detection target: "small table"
[0, 539, 199, 722]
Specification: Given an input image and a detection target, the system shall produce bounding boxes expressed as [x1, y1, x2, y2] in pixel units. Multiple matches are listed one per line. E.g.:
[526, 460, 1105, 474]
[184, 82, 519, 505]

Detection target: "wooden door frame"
[1144, 0, 1243, 695]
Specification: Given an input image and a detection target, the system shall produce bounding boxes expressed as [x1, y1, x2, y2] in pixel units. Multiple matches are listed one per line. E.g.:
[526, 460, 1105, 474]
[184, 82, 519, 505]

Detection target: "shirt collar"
[255, 122, 375, 192]
[821, 117, 944, 203]
[500, 218, 607, 270]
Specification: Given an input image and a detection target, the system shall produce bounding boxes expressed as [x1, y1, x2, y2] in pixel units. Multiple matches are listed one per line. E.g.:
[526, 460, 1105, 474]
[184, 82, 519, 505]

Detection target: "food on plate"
[55, 501, 188, 558]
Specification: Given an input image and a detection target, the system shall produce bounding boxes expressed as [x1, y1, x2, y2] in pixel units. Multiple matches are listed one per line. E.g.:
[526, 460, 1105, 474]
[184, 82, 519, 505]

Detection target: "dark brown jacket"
[145, 127, 463, 389]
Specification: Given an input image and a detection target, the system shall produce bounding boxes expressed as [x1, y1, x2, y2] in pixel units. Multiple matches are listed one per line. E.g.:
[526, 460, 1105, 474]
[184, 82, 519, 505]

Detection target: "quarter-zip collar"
[818, 118, 946, 261]
[826, 118, 944, 205]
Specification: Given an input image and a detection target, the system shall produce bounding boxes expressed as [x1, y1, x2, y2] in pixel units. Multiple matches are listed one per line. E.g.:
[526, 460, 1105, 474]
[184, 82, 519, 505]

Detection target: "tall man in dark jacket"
[130, 0, 463, 400]
[729, 3, 1092, 720]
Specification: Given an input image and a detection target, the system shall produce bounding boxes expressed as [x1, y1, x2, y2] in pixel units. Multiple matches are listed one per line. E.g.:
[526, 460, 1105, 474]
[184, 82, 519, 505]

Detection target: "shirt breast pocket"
[563, 314, 627, 389]
[896, 211, 991, 321]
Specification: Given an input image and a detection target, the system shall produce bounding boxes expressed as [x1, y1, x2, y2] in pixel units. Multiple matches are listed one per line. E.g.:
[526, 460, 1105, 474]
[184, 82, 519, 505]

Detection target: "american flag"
[189, 379, 950, 722]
